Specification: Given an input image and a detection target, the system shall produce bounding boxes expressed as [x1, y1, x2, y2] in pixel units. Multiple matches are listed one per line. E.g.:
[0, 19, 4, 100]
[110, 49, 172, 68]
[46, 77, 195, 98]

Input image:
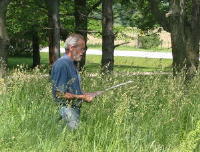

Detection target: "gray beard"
[72, 52, 81, 61]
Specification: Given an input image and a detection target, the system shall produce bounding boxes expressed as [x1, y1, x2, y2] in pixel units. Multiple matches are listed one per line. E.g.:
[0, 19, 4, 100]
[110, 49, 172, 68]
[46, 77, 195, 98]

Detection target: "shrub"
[138, 33, 162, 49]
[8, 38, 32, 57]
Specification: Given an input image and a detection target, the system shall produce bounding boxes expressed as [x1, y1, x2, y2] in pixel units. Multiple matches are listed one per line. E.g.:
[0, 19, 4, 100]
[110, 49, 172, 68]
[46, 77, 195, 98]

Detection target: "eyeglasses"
[73, 46, 86, 52]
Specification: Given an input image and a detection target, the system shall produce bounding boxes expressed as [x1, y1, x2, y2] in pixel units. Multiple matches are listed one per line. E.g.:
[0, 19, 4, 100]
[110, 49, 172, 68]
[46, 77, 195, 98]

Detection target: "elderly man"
[51, 33, 98, 130]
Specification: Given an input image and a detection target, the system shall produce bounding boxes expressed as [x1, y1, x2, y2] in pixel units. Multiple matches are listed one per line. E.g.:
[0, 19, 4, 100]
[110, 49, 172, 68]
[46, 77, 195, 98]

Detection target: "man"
[51, 33, 98, 130]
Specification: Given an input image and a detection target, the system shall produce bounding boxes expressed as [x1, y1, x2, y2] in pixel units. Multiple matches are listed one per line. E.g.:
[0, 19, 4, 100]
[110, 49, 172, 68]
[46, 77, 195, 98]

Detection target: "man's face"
[71, 40, 86, 61]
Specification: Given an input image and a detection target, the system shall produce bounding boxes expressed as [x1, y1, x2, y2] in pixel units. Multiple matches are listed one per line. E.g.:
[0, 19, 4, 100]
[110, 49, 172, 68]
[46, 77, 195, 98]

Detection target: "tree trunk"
[184, 0, 200, 79]
[184, 32, 200, 79]
[169, 0, 200, 79]
[0, 0, 10, 78]
[170, 0, 186, 74]
[45, 0, 60, 65]
[74, 0, 88, 71]
[101, 0, 114, 73]
[32, 30, 40, 68]
[148, 0, 170, 32]
[148, 0, 200, 79]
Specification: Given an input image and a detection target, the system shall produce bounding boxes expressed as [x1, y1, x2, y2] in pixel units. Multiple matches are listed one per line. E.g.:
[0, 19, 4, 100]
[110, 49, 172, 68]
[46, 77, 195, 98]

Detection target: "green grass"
[8, 57, 33, 69]
[85, 55, 172, 72]
[87, 44, 172, 52]
[7, 53, 49, 70]
[1, 69, 200, 151]
[8, 53, 172, 73]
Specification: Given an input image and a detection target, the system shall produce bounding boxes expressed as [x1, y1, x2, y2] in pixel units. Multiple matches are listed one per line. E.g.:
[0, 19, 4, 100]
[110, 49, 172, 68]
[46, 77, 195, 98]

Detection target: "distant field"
[8, 53, 172, 72]
[87, 30, 172, 49]
[85, 55, 172, 72]
[59, 30, 172, 52]
[87, 27, 171, 50]
[87, 44, 172, 52]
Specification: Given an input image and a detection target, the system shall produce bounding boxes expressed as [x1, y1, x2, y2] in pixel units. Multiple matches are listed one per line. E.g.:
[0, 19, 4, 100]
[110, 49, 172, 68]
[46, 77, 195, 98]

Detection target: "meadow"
[87, 44, 172, 52]
[1, 54, 200, 151]
[8, 52, 172, 72]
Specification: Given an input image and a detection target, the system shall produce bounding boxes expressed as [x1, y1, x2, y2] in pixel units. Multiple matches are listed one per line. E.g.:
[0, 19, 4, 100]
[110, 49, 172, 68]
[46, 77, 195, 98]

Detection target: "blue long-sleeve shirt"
[51, 54, 83, 103]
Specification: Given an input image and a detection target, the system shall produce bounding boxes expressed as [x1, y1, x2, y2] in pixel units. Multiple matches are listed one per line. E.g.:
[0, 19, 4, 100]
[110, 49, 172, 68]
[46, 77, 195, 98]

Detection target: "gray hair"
[64, 33, 85, 52]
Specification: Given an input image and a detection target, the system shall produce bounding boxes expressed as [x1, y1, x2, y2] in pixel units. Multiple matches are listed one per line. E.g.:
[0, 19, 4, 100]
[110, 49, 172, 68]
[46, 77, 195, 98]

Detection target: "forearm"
[64, 92, 85, 100]
[56, 91, 86, 101]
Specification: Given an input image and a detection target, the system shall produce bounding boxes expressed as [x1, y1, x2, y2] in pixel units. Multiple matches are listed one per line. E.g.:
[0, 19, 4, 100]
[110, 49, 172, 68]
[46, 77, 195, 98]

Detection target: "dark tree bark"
[169, 0, 186, 74]
[101, 0, 114, 73]
[45, 0, 60, 65]
[184, 0, 200, 79]
[148, 0, 200, 79]
[0, 0, 10, 78]
[73, 0, 102, 71]
[32, 30, 40, 68]
[147, 0, 170, 32]
[74, 0, 88, 71]
[169, 0, 200, 79]
[60, 27, 69, 41]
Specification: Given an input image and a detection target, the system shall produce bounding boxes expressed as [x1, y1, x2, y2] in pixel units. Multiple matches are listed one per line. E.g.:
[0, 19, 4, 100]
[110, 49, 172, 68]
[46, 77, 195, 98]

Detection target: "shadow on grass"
[8, 57, 33, 69]
[115, 64, 172, 72]
[8, 56, 49, 70]
[85, 63, 172, 72]
[8, 55, 172, 73]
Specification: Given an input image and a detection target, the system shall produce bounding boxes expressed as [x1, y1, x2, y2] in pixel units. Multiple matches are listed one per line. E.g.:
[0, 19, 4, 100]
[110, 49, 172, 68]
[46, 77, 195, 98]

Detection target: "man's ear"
[68, 45, 74, 52]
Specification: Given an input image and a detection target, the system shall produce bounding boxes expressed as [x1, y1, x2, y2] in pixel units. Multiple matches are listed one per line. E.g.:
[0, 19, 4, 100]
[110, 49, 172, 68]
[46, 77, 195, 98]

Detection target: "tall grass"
[0, 68, 200, 151]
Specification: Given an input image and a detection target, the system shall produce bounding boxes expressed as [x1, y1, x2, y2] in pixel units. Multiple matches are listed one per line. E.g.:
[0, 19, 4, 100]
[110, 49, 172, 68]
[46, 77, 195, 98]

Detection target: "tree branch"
[75, 29, 102, 35]
[147, 0, 170, 32]
[59, 12, 74, 17]
[114, 42, 130, 48]
[118, 32, 136, 40]
[87, 0, 102, 15]
[88, 16, 102, 20]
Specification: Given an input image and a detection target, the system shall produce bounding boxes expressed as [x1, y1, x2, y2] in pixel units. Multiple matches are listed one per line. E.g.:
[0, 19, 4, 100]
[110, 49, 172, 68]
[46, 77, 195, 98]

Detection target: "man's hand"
[85, 91, 103, 97]
[82, 94, 94, 102]
[83, 91, 103, 102]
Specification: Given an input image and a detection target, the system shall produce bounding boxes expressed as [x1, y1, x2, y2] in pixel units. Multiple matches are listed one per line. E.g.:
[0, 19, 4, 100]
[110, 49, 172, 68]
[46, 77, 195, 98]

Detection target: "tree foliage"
[6, 0, 48, 56]
[0, 0, 10, 78]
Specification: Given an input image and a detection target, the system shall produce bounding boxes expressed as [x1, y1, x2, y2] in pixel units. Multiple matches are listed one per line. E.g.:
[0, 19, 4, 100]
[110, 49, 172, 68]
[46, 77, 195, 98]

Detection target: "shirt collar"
[63, 54, 73, 62]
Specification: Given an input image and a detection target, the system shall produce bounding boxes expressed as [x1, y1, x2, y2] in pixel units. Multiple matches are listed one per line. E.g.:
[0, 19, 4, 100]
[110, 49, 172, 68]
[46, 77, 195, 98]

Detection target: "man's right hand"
[83, 93, 95, 102]
[83, 91, 103, 102]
